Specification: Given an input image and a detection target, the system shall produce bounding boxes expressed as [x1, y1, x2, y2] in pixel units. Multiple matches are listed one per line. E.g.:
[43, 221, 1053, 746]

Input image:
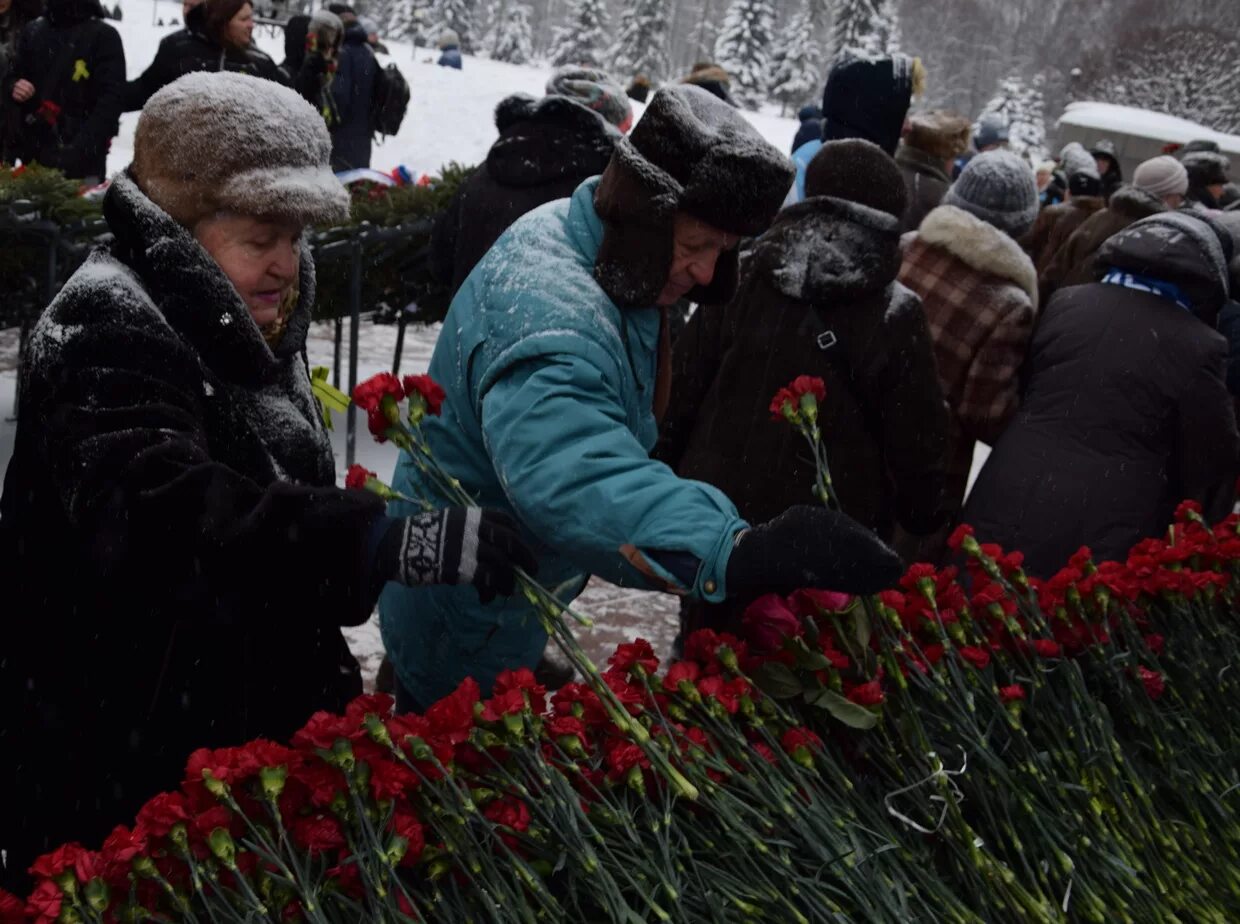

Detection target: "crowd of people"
[2, 10, 1239, 895]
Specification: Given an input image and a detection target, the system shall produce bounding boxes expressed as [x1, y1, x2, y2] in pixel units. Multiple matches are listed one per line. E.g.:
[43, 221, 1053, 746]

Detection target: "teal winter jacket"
[379, 177, 747, 707]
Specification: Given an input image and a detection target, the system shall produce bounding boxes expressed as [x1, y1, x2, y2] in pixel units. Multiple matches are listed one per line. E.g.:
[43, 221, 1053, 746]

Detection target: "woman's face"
[226, 2, 254, 48]
[195, 213, 302, 328]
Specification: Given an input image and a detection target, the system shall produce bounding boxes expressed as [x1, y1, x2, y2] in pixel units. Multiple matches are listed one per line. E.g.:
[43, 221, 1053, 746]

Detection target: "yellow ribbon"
[72, 59, 90, 82]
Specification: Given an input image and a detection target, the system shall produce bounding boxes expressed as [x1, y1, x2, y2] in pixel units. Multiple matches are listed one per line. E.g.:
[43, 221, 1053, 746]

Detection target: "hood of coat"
[46, 0, 104, 26]
[488, 94, 618, 189]
[103, 171, 317, 387]
[750, 195, 903, 302]
[1108, 184, 1168, 222]
[1098, 210, 1231, 322]
[342, 20, 369, 45]
[916, 204, 1038, 306]
[895, 142, 950, 183]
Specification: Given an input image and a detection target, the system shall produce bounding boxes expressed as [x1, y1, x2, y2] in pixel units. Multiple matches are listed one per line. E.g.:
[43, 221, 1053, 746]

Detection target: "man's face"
[657, 213, 740, 306]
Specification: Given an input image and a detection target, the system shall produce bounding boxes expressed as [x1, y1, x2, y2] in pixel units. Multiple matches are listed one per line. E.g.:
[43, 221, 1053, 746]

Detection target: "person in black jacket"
[657, 139, 948, 636]
[328, 16, 376, 169]
[790, 103, 822, 153]
[278, 11, 309, 80]
[1091, 138, 1123, 202]
[0, 0, 42, 161]
[964, 211, 1239, 577]
[124, 0, 285, 111]
[0, 71, 534, 892]
[4, 0, 124, 181]
[291, 8, 342, 126]
[430, 67, 632, 296]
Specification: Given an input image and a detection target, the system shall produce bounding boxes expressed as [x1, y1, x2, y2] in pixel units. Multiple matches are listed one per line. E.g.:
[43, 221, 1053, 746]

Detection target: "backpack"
[370, 62, 409, 137]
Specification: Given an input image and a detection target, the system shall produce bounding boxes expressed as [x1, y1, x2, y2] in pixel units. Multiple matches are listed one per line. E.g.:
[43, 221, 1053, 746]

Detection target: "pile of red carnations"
[6, 376, 1240, 923]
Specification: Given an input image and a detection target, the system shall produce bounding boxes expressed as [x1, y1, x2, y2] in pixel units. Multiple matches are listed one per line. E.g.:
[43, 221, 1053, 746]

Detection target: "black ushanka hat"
[593, 85, 795, 307]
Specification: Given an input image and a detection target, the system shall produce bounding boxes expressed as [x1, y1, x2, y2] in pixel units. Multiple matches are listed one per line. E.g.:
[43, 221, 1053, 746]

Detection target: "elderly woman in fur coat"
[897, 150, 1041, 562]
[0, 71, 533, 890]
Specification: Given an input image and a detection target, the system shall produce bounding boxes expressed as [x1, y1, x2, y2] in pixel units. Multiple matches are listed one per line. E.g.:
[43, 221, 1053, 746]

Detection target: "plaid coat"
[898, 204, 1039, 522]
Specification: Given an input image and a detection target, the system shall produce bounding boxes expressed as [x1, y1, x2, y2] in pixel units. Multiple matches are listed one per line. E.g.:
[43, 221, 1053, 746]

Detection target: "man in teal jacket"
[381, 86, 902, 710]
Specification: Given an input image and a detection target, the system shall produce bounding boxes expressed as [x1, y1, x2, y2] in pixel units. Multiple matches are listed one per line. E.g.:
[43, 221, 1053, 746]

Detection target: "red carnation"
[606, 741, 650, 780]
[742, 593, 803, 654]
[291, 814, 347, 855]
[1174, 499, 1203, 523]
[0, 888, 24, 924]
[1144, 633, 1166, 656]
[847, 679, 886, 706]
[1030, 639, 1061, 659]
[769, 387, 797, 420]
[999, 684, 1026, 703]
[608, 639, 660, 675]
[345, 464, 376, 490]
[135, 792, 190, 838]
[780, 726, 823, 757]
[546, 715, 589, 747]
[25, 881, 61, 924]
[483, 795, 532, 833]
[401, 374, 446, 417]
[1138, 667, 1166, 700]
[352, 372, 404, 411]
[947, 523, 975, 552]
[789, 375, 826, 403]
[390, 808, 425, 866]
[959, 646, 991, 670]
[29, 843, 88, 880]
[662, 660, 701, 691]
[789, 588, 853, 617]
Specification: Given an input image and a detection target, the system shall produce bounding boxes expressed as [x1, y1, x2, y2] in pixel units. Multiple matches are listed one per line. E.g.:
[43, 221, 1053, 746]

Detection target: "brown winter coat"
[964, 212, 1239, 577]
[897, 204, 1039, 529]
[1022, 195, 1106, 273]
[1038, 184, 1167, 302]
[657, 195, 948, 629]
[895, 142, 951, 233]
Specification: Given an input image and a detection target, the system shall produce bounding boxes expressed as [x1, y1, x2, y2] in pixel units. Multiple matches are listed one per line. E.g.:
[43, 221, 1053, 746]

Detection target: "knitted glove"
[380, 508, 538, 603]
[726, 505, 903, 597]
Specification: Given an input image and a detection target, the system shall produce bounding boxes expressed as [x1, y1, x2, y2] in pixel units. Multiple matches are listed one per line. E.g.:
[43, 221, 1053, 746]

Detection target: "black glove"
[726, 505, 903, 597]
[380, 508, 538, 604]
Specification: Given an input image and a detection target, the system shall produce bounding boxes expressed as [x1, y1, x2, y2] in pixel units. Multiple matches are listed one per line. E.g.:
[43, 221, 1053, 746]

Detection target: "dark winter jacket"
[4, 0, 124, 180]
[329, 22, 378, 170]
[1022, 195, 1106, 274]
[1038, 184, 1167, 302]
[0, 0, 42, 161]
[791, 104, 823, 154]
[895, 142, 951, 233]
[657, 196, 948, 629]
[964, 212, 1239, 578]
[430, 94, 618, 296]
[438, 45, 462, 69]
[280, 13, 310, 80]
[0, 173, 387, 883]
[1218, 301, 1240, 398]
[123, 5, 287, 111]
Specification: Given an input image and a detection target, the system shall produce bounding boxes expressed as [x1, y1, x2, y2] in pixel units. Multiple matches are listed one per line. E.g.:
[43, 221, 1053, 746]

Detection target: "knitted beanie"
[594, 84, 794, 306]
[943, 149, 1039, 238]
[132, 71, 350, 230]
[904, 109, 972, 160]
[545, 67, 633, 132]
[1132, 156, 1188, 198]
[805, 139, 907, 220]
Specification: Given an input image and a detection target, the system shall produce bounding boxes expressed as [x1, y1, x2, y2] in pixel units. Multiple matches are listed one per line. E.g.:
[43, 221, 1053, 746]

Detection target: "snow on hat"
[821, 53, 924, 157]
[132, 71, 350, 230]
[593, 84, 795, 307]
[904, 109, 972, 160]
[1059, 142, 1100, 181]
[805, 138, 907, 220]
[1183, 151, 1230, 188]
[1181, 139, 1221, 156]
[545, 67, 633, 131]
[943, 149, 1038, 238]
[1132, 155, 1188, 198]
[308, 8, 343, 49]
[972, 111, 1009, 150]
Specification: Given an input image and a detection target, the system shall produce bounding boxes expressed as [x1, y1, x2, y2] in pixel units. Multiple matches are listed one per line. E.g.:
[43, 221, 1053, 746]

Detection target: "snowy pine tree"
[979, 73, 1048, 163]
[428, 0, 476, 52]
[768, 6, 822, 115]
[830, 0, 900, 62]
[548, 0, 608, 68]
[491, 1, 533, 64]
[713, 0, 776, 109]
[611, 0, 671, 83]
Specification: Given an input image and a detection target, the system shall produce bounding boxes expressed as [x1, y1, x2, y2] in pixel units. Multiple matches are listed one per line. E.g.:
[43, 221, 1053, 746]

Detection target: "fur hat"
[972, 111, 1009, 150]
[1183, 151, 1230, 188]
[905, 109, 971, 160]
[132, 71, 350, 230]
[805, 139, 907, 220]
[943, 149, 1038, 238]
[1060, 142, 1100, 181]
[1181, 139, 1221, 156]
[545, 67, 633, 131]
[1132, 156, 1188, 198]
[821, 52, 924, 156]
[593, 84, 794, 307]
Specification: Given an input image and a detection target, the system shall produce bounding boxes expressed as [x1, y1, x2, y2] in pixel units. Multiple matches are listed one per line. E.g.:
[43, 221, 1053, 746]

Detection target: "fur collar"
[917, 205, 1038, 306]
[1108, 184, 1167, 221]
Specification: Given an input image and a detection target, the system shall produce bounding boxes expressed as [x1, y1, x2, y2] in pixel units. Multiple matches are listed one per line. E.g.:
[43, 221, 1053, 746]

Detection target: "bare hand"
[12, 79, 35, 103]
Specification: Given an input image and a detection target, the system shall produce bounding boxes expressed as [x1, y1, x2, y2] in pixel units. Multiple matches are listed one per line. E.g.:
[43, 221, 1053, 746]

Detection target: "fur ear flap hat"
[593, 84, 794, 307]
[132, 71, 351, 231]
